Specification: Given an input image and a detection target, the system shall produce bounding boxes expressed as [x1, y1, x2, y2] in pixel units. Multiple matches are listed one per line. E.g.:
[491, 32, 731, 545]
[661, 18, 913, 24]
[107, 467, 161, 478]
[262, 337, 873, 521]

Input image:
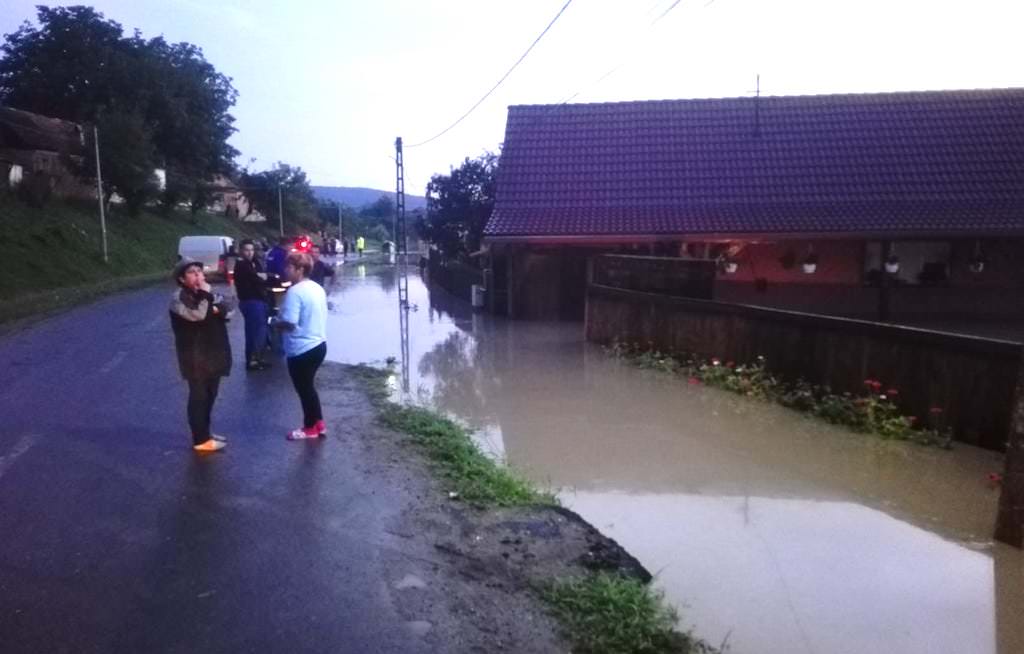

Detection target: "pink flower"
[988, 472, 1003, 485]
[887, 389, 899, 397]
[688, 377, 701, 385]
[929, 407, 944, 415]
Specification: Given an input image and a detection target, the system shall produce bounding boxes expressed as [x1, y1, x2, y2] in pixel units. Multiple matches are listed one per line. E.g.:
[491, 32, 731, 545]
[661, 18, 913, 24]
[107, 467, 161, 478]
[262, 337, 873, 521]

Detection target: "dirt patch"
[319, 363, 655, 652]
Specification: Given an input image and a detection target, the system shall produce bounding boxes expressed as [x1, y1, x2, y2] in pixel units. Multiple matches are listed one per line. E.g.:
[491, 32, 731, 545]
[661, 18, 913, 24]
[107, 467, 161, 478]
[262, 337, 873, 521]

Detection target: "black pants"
[187, 377, 221, 445]
[287, 342, 326, 428]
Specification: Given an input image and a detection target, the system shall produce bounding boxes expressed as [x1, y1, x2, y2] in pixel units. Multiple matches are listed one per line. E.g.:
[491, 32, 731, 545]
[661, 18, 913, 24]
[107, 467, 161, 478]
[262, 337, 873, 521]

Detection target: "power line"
[405, 0, 574, 148]
[506, 0, 691, 134]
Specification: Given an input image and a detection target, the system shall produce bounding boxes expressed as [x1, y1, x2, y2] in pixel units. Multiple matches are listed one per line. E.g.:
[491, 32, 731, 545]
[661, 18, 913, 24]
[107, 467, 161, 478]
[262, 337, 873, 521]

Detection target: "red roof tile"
[485, 89, 1024, 239]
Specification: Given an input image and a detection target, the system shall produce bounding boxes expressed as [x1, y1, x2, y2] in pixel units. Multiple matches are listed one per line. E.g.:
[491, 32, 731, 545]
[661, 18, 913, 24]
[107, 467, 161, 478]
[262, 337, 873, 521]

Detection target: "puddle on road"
[324, 261, 1024, 654]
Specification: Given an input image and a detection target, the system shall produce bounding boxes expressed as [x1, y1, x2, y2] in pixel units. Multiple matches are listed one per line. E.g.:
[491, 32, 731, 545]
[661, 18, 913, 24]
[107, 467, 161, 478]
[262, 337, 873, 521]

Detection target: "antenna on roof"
[754, 73, 761, 137]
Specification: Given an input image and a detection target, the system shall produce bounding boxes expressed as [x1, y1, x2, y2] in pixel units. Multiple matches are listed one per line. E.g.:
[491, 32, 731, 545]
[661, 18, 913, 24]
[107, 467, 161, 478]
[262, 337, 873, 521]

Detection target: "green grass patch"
[380, 402, 556, 507]
[541, 573, 720, 654]
[0, 195, 277, 325]
[350, 364, 554, 507]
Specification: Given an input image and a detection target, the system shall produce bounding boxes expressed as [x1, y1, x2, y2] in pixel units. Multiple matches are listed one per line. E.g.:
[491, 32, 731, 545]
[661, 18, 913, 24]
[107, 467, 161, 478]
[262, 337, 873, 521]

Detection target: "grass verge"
[0, 195, 276, 325]
[351, 364, 554, 507]
[541, 573, 721, 654]
[350, 364, 718, 653]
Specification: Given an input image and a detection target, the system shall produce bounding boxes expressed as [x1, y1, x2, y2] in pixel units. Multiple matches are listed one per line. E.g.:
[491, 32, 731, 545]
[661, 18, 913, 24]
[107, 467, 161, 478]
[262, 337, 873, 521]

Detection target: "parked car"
[177, 235, 234, 281]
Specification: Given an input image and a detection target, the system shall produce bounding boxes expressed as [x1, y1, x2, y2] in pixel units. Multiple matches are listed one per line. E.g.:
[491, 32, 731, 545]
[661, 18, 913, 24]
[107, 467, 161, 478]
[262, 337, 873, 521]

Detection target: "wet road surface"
[0, 283, 439, 653]
[329, 261, 1024, 654]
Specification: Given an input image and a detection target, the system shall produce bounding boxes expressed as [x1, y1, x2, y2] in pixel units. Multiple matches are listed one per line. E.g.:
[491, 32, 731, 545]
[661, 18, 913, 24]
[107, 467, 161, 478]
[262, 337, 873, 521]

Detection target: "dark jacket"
[310, 259, 334, 287]
[169, 288, 232, 380]
[234, 257, 268, 302]
[265, 245, 287, 276]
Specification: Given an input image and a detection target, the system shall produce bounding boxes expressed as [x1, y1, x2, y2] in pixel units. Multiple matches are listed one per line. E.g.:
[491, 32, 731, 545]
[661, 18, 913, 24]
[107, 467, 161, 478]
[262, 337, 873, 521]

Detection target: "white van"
[177, 235, 234, 280]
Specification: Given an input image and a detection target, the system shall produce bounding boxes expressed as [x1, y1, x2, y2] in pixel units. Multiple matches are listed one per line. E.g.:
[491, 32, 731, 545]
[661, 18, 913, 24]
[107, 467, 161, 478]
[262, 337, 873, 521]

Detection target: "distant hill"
[312, 186, 427, 211]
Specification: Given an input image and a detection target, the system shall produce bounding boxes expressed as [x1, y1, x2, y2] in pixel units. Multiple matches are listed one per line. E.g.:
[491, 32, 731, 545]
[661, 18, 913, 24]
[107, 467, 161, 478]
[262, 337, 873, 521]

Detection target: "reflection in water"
[325, 262, 1024, 654]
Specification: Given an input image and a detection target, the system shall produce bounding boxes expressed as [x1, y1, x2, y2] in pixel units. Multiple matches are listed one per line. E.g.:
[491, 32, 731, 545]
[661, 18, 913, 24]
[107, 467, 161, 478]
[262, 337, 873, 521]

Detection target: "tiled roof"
[485, 89, 1024, 238]
[0, 106, 84, 155]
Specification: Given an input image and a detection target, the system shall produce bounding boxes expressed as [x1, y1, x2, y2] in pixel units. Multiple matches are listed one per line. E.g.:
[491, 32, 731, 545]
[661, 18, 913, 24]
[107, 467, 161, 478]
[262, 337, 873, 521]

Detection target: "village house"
[482, 88, 1024, 322]
[0, 105, 91, 200]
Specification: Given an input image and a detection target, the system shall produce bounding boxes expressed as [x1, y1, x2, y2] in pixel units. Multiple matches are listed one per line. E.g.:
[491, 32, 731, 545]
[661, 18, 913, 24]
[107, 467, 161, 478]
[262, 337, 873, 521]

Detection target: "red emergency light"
[291, 236, 313, 253]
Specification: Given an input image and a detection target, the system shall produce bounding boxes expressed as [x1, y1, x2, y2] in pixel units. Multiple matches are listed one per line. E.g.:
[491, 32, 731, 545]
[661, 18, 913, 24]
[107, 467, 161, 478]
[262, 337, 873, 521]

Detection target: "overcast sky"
[3, 0, 1022, 195]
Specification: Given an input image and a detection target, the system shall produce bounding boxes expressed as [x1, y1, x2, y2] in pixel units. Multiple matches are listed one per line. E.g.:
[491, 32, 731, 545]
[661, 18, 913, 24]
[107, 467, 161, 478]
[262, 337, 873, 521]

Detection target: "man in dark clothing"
[309, 244, 334, 287]
[265, 237, 290, 278]
[169, 259, 233, 453]
[234, 239, 272, 370]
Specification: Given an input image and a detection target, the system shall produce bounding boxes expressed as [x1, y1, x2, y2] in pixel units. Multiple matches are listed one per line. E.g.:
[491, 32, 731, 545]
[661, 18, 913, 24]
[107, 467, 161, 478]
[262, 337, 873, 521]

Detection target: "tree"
[0, 6, 239, 214]
[240, 163, 319, 232]
[417, 152, 498, 261]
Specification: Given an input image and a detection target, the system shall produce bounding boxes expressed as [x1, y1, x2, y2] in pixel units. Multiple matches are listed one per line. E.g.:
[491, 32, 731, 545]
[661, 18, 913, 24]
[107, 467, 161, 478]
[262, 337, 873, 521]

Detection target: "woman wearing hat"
[169, 259, 233, 452]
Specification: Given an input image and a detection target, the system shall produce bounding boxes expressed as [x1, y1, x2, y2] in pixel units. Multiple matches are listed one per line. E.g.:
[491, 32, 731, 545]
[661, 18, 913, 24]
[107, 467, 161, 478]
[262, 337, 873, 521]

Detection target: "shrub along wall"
[586, 283, 1021, 451]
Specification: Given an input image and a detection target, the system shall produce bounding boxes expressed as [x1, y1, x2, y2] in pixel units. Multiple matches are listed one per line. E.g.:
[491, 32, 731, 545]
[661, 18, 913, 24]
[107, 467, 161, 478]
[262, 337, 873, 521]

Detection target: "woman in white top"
[273, 252, 328, 440]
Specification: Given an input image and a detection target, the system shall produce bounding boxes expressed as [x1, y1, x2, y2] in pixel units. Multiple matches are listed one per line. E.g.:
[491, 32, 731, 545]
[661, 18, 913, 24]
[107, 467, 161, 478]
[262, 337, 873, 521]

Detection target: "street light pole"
[93, 126, 108, 263]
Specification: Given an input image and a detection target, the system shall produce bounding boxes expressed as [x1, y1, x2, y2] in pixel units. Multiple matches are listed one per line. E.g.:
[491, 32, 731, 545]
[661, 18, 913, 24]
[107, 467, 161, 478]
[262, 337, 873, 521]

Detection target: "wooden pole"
[995, 348, 1024, 547]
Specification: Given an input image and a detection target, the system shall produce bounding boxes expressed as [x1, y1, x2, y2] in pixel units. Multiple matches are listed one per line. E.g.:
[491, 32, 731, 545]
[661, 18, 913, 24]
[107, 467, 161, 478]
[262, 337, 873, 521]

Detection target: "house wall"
[505, 246, 592, 321]
[585, 283, 1022, 451]
[495, 237, 1024, 322]
[716, 238, 1024, 319]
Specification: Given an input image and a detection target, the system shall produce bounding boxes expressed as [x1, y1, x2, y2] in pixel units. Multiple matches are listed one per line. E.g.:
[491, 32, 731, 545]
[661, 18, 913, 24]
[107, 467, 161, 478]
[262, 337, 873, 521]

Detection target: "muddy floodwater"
[324, 261, 1024, 654]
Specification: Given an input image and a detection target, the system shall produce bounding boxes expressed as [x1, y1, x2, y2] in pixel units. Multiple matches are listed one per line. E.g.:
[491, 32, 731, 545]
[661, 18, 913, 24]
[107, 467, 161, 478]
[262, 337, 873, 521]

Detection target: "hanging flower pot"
[801, 253, 818, 275]
[884, 255, 900, 274]
[723, 260, 738, 274]
[969, 256, 986, 274]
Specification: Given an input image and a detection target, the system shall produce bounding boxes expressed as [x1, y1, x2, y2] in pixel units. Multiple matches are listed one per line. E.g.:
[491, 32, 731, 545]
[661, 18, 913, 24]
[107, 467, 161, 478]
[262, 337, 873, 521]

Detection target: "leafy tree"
[240, 163, 318, 232]
[0, 6, 238, 214]
[417, 152, 498, 261]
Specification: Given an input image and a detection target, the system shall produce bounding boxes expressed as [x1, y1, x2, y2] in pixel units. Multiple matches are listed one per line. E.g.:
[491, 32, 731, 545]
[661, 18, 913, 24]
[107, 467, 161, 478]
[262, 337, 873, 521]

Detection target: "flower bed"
[608, 341, 953, 448]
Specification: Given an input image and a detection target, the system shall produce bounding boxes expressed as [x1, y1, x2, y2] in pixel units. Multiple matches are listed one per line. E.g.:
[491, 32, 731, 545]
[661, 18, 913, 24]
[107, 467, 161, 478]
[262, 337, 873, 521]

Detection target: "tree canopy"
[240, 163, 319, 232]
[417, 152, 498, 261]
[0, 5, 239, 214]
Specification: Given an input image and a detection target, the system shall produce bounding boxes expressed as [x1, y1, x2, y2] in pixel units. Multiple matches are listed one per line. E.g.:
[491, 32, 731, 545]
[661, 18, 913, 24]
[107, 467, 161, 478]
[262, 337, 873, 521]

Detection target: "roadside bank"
[0, 197, 274, 328]
[341, 363, 720, 654]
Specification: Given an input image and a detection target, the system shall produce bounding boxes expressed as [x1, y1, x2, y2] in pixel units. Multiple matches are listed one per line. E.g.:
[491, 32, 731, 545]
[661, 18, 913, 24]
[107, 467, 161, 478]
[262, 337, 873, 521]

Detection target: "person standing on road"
[272, 252, 328, 440]
[265, 237, 290, 278]
[309, 244, 334, 287]
[356, 236, 365, 258]
[233, 239, 272, 370]
[169, 260, 233, 453]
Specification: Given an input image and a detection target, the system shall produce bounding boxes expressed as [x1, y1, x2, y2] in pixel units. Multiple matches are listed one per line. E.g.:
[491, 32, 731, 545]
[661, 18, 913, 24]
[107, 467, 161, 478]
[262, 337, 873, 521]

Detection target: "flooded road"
[324, 260, 1024, 654]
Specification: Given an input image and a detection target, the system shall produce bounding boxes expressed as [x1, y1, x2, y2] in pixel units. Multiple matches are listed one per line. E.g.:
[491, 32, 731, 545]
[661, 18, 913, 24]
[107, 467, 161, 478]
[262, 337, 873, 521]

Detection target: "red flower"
[726, 361, 735, 368]
[929, 407, 944, 415]
[688, 377, 701, 385]
[887, 389, 899, 396]
[864, 379, 875, 387]
[988, 472, 1003, 484]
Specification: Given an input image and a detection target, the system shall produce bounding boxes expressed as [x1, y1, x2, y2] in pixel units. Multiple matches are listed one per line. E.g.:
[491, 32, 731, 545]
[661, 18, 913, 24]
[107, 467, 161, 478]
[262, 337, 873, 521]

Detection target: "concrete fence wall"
[427, 252, 482, 303]
[586, 283, 1022, 451]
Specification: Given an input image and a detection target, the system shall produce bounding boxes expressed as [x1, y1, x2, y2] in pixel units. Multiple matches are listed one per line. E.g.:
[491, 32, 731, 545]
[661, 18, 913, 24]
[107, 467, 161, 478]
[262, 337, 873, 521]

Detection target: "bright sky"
[2, 0, 1022, 195]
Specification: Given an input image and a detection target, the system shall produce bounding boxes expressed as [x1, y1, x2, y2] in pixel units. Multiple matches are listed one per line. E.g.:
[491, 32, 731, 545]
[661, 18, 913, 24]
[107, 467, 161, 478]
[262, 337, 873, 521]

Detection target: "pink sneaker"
[286, 426, 320, 441]
[315, 419, 327, 435]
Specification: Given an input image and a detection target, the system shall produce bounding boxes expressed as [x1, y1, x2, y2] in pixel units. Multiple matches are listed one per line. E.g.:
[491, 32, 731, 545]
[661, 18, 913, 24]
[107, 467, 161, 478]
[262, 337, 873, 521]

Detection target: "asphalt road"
[0, 284, 433, 653]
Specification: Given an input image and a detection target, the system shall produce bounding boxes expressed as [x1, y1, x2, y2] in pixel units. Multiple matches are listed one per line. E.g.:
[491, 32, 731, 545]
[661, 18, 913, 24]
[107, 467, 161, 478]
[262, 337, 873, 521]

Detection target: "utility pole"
[277, 182, 284, 237]
[395, 137, 409, 304]
[93, 126, 108, 263]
